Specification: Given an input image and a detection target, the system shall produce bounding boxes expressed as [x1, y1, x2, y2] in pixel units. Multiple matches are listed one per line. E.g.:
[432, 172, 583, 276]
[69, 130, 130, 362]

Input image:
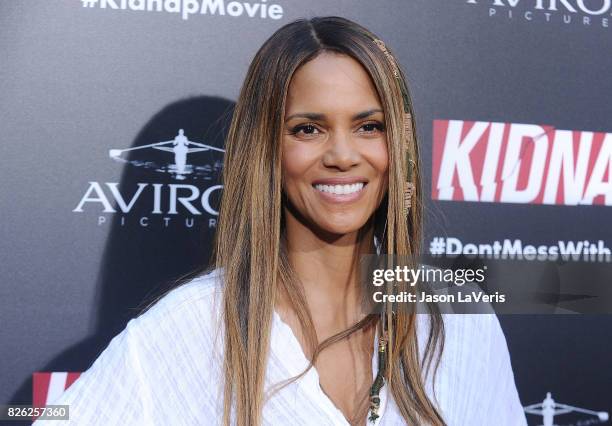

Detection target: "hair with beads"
[212, 16, 446, 426]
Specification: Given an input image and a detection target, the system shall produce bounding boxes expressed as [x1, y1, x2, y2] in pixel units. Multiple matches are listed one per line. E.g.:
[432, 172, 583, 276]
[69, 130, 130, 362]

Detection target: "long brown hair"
[212, 16, 445, 426]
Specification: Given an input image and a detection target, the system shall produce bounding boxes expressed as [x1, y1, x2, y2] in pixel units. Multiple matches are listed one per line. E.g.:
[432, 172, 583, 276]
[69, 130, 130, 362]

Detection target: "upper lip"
[312, 177, 369, 185]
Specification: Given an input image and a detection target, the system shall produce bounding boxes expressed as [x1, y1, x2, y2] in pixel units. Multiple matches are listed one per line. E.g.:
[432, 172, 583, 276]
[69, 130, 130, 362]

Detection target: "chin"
[315, 216, 369, 236]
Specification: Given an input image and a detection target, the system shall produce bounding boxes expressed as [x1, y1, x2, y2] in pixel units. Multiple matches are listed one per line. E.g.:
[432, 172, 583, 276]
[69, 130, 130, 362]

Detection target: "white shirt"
[35, 268, 528, 425]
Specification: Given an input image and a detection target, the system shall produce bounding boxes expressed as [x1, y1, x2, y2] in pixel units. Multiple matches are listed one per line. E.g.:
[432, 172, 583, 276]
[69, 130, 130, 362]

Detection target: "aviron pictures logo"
[432, 120, 612, 206]
[465, 0, 611, 28]
[73, 129, 224, 228]
[108, 128, 225, 181]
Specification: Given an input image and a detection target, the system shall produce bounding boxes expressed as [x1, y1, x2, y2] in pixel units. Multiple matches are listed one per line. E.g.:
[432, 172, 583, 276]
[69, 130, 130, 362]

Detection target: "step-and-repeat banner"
[1, 1, 610, 425]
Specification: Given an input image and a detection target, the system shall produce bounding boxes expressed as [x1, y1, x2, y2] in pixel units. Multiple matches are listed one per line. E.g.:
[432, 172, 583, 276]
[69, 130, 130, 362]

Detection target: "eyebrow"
[284, 108, 383, 122]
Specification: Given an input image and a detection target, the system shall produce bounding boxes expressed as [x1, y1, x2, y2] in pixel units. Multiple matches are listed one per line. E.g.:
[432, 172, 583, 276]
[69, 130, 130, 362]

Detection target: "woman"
[35, 17, 526, 425]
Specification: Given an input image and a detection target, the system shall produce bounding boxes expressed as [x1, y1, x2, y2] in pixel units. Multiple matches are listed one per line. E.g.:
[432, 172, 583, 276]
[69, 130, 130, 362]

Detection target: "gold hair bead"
[373, 38, 415, 217]
[373, 39, 400, 78]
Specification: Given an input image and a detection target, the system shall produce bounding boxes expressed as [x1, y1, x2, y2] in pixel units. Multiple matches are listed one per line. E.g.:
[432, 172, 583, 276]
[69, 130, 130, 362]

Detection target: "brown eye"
[359, 122, 384, 133]
[291, 124, 320, 137]
[301, 125, 317, 134]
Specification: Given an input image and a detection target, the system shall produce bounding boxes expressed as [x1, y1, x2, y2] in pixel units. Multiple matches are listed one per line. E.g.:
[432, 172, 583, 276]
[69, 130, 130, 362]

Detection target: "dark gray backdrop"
[1, 1, 610, 425]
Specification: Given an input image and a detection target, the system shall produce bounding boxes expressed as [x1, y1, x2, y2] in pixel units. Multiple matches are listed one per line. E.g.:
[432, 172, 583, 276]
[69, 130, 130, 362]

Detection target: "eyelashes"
[287, 122, 385, 138]
[360, 122, 385, 133]
[289, 123, 319, 136]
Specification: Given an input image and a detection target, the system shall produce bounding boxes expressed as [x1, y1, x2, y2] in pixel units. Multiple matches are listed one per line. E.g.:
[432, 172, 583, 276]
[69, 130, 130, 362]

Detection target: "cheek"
[366, 139, 389, 186]
[281, 141, 317, 189]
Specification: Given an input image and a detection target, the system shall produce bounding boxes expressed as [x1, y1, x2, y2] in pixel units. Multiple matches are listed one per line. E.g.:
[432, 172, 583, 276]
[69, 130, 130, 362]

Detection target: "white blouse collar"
[270, 310, 389, 425]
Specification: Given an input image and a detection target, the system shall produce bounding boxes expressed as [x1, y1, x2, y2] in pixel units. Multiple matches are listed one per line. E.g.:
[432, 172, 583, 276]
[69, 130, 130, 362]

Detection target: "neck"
[281, 206, 375, 326]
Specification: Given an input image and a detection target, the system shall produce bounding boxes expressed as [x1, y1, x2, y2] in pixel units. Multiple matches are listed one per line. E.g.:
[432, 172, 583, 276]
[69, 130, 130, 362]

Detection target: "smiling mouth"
[313, 182, 367, 195]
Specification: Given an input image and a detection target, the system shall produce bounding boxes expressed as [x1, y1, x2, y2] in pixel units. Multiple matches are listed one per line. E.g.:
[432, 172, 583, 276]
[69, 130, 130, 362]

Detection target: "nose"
[322, 130, 360, 171]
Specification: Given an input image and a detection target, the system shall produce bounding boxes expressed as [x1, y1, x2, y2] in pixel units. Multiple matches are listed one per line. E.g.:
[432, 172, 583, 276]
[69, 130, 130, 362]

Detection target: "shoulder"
[150, 267, 224, 308]
[416, 312, 512, 377]
[416, 312, 506, 351]
[436, 313, 514, 381]
[443, 313, 507, 350]
[116, 268, 227, 404]
[125, 267, 226, 356]
[137, 267, 225, 322]
[416, 313, 527, 425]
[34, 268, 228, 426]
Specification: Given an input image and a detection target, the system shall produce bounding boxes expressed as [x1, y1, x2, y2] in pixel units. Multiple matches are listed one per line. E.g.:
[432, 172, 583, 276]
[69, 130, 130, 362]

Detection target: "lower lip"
[312, 184, 367, 204]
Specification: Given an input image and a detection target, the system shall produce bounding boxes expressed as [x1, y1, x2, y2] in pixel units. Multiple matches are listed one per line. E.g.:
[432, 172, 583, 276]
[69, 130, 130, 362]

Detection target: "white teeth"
[314, 182, 365, 195]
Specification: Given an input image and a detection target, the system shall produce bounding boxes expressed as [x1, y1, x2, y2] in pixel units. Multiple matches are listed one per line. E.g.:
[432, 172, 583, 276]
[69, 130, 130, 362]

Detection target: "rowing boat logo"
[524, 392, 609, 425]
[108, 129, 225, 180]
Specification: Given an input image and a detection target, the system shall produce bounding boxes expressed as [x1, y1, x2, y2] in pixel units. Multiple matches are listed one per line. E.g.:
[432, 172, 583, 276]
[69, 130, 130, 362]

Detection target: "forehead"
[285, 51, 382, 114]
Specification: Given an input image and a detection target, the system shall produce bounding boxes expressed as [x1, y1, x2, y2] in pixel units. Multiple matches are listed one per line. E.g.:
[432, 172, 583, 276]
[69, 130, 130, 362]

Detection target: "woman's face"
[282, 51, 389, 236]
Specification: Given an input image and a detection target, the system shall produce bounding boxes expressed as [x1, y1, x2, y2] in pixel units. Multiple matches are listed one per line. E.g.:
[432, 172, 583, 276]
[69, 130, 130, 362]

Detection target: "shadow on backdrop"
[9, 96, 235, 417]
